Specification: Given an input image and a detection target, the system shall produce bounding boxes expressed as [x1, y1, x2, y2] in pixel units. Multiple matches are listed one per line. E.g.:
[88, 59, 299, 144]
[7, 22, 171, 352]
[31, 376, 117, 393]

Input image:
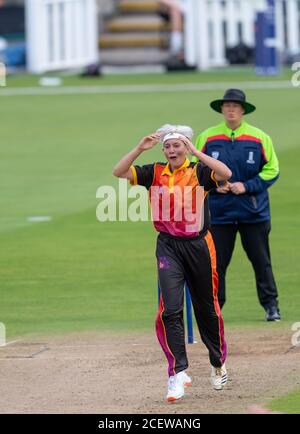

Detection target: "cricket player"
[192, 89, 280, 321]
[113, 124, 232, 402]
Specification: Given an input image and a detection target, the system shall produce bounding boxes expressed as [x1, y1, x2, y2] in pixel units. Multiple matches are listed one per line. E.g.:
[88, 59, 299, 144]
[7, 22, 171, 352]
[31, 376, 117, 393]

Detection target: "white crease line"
[0, 339, 22, 347]
[0, 342, 154, 350]
[39, 343, 156, 349]
[0, 80, 294, 97]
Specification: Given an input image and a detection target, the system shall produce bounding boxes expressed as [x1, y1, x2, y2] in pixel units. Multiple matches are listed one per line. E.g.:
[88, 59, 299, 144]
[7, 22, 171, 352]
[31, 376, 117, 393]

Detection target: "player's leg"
[156, 235, 188, 378]
[159, 0, 183, 31]
[183, 232, 227, 372]
[210, 224, 237, 308]
[239, 221, 280, 319]
[158, 0, 184, 56]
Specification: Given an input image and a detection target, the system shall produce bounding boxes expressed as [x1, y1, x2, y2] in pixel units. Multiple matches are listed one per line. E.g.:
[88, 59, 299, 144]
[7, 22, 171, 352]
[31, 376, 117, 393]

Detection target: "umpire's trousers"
[155, 231, 227, 377]
[210, 221, 279, 310]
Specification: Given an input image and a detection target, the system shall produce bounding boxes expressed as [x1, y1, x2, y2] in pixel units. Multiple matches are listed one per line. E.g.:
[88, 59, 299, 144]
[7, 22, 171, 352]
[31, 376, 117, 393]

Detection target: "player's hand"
[138, 134, 160, 151]
[229, 182, 246, 195]
[216, 184, 230, 194]
[181, 137, 198, 156]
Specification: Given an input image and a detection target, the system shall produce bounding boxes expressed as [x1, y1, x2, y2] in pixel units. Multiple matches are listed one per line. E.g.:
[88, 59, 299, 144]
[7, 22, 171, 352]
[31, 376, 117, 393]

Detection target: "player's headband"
[162, 132, 187, 145]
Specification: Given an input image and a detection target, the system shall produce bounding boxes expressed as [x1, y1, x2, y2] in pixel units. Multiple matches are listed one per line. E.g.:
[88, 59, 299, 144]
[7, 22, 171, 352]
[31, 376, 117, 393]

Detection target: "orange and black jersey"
[130, 159, 219, 237]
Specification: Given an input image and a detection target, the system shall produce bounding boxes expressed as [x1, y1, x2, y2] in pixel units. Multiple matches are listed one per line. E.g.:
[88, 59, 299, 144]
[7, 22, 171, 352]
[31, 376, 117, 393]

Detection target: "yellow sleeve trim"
[211, 170, 219, 186]
[211, 170, 228, 188]
[130, 165, 138, 186]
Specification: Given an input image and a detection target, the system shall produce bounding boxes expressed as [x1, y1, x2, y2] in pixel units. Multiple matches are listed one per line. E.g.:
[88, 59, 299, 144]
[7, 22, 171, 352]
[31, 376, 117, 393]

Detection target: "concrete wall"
[97, 0, 117, 16]
[97, 0, 117, 33]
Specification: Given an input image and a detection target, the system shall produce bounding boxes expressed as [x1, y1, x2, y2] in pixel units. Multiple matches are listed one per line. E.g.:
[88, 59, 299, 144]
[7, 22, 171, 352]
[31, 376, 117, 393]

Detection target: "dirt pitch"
[0, 326, 299, 414]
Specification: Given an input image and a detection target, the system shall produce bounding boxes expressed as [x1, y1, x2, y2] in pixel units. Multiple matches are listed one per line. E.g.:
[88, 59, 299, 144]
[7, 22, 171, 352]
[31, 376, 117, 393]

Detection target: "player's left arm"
[243, 134, 280, 194]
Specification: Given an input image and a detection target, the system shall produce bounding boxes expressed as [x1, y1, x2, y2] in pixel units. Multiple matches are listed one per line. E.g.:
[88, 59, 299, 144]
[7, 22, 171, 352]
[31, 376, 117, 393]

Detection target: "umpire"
[193, 89, 280, 321]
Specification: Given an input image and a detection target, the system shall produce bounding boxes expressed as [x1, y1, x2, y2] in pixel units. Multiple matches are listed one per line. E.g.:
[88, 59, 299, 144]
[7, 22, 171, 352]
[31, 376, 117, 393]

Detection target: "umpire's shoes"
[265, 306, 281, 322]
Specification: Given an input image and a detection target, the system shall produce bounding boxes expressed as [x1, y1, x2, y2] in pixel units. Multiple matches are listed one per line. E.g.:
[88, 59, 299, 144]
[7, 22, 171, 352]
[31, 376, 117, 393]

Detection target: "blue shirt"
[192, 121, 280, 224]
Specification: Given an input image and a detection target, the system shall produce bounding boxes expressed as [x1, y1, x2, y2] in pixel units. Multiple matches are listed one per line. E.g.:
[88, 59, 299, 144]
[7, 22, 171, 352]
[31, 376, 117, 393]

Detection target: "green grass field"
[4, 66, 294, 87]
[268, 389, 300, 414]
[0, 68, 299, 340]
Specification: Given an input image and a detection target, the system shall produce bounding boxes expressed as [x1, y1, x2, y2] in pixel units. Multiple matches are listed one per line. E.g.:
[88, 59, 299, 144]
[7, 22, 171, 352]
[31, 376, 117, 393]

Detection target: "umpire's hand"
[229, 182, 246, 195]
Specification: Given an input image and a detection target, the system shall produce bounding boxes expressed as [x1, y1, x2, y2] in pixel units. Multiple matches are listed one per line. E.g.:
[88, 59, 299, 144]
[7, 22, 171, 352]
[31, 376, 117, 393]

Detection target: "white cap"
[157, 124, 194, 145]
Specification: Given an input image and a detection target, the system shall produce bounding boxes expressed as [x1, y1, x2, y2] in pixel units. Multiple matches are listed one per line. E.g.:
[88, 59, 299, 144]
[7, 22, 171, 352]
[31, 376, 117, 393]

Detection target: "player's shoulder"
[136, 162, 166, 169]
[149, 162, 167, 176]
[191, 160, 207, 176]
[153, 162, 167, 171]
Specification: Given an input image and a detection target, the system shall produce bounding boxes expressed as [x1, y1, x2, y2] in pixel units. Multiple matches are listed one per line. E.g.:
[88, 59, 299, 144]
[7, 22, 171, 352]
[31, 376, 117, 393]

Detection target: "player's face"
[163, 139, 188, 170]
[222, 102, 244, 124]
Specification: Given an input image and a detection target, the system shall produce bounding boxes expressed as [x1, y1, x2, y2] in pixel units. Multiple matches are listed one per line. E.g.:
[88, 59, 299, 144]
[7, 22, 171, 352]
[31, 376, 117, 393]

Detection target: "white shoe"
[211, 364, 227, 390]
[166, 371, 191, 402]
[182, 371, 192, 387]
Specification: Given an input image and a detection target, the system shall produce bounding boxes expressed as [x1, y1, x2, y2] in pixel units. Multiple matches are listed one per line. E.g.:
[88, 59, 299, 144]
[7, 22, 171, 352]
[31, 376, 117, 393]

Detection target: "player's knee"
[162, 306, 184, 320]
[156, 305, 183, 324]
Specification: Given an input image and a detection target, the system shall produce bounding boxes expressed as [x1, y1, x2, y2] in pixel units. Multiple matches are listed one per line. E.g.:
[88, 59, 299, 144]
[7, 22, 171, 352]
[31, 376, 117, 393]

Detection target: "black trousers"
[155, 231, 227, 377]
[210, 221, 279, 310]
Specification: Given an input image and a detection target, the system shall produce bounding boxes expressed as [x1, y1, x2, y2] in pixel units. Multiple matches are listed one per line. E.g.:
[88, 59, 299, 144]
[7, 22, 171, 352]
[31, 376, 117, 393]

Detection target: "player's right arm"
[113, 133, 160, 182]
[193, 130, 231, 194]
